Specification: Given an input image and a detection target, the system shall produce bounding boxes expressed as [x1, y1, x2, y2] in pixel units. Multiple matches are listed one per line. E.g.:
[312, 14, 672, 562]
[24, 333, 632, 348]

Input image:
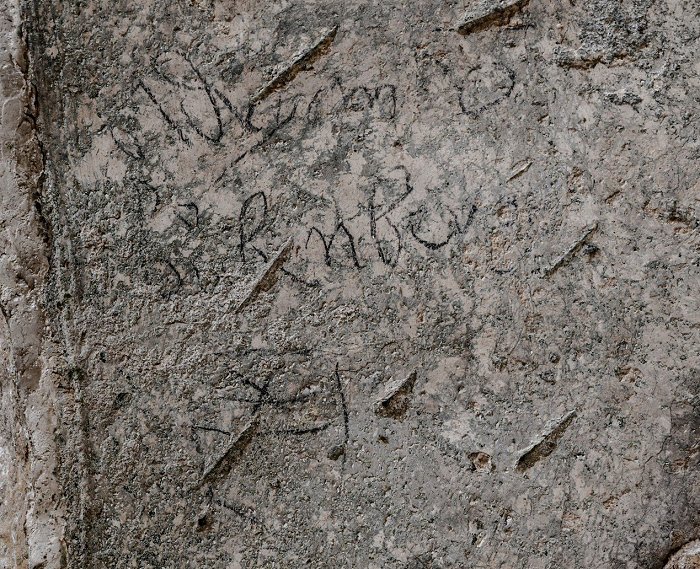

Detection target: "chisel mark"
[542, 223, 598, 277]
[507, 160, 532, 182]
[199, 418, 259, 486]
[457, 0, 530, 35]
[516, 410, 576, 472]
[236, 239, 294, 313]
[252, 26, 338, 103]
[375, 370, 418, 420]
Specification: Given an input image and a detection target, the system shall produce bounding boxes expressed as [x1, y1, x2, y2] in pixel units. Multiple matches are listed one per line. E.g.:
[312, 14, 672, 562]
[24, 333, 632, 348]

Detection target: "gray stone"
[1, 0, 699, 567]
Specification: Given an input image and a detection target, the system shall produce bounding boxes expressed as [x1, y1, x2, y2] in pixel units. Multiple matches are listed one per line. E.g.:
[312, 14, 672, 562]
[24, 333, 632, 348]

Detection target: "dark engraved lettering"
[239, 192, 268, 262]
[344, 84, 397, 118]
[305, 222, 364, 269]
[374, 166, 414, 221]
[163, 260, 183, 299]
[407, 208, 456, 250]
[273, 424, 330, 436]
[138, 78, 185, 140]
[139, 51, 225, 144]
[459, 63, 515, 118]
[192, 425, 231, 436]
[450, 203, 478, 234]
[213, 87, 252, 135]
[333, 222, 363, 269]
[375, 218, 402, 266]
[306, 227, 332, 266]
[250, 95, 301, 138]
[346, 86, 373, 111]
[176, 53, 224, 144]
[369, 191, 402, 266]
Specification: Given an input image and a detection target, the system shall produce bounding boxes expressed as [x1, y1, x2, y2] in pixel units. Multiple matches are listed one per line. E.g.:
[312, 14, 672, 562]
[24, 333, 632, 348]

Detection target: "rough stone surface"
[1, 0, 699, 567]
[664, 541, 700, 569]
[0, 1, 64, 568]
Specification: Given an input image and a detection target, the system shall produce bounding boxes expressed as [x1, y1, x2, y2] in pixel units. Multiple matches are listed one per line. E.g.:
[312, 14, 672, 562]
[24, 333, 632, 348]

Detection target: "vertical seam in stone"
[0, 0, 66, 566]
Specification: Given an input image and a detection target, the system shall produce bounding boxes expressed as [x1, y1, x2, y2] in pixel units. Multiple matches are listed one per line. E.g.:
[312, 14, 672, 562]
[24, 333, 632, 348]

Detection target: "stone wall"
[1, 0, 698, 567]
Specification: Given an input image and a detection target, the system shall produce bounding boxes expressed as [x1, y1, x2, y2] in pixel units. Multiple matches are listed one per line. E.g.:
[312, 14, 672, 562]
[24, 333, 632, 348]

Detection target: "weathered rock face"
[1, 0, 698, 567]
[664, 541, 700, 569]
[0, 1, 64, 568]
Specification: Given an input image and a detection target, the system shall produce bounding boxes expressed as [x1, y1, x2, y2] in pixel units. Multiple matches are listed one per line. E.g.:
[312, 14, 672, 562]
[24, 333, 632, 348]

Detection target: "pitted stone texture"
[665, 541, 700, 569]
[0, 1, 64, 568]
[9, 0, 700, 567]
